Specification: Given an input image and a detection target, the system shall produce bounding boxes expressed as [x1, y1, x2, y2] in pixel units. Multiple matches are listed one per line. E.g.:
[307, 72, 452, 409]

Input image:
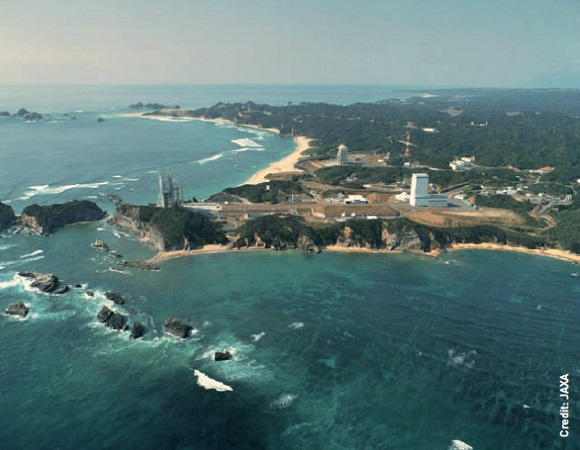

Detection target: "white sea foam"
[124, 177, 139, 182]
[142, 116, 195, 123]
[196, 154, 223, 165]
[20, 255, 45, 263]
[112, 175, 123, 178]
[0, 244, 17, 251]
[251, 332, 266, 342]
[289, 322, 304, 329]
[96, 227, 105, 231]
[20, 250, 43, 259]
[18, 182, 109, 201]
[231, 138, 263, 148]
[0, 266, 4, 271]
[448, 440, 473, 450]
[447, 349, 476, 369]
[194, 370, 233, 392]
[270, 393, 297, 409]
[231, 147, 265, 153]
[0, 277, 21, 289]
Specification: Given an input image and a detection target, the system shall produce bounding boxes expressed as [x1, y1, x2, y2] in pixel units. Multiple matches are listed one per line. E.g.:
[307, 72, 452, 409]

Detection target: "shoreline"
[242, 135, 312, 185]
[145, 242, 580, 266]
[121, 110, 312, 185]
[446, 243, 580, 263]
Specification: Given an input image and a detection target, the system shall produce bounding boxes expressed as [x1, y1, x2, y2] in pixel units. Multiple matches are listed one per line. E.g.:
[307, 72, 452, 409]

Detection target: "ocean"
[0, 85, 578, 450]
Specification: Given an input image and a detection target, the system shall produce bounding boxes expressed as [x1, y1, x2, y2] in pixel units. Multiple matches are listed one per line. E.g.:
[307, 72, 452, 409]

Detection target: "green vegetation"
[216, 180, 307, 204]
[474, 195, 541, 228]
[235, 215, 342, 249]
[313, 165, 521, 191]
[185, 90, 580, 178]
[119, 205, 228, 248]
[22, 200, 105, 233]
[234, 214, 550, 253]
[548, 198, 580, 253]
[387, 218, 548, 252]
[344, 219, 384, 249]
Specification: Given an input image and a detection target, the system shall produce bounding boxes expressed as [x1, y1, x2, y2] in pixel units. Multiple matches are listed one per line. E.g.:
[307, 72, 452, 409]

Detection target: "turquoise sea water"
[0, 85, 578, 449]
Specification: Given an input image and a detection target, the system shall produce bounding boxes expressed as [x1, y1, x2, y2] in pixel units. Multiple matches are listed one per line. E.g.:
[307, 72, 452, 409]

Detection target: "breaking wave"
[20, 250, 43, 259]
[18, 182, 109, 201]
[196, 154, 223, 165]
[231, 138, 263, 148]
[448, 440, 473, 450]
[194, 370, 233, 392]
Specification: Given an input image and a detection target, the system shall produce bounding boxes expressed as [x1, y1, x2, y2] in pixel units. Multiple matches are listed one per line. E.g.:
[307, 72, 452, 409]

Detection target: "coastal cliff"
[234, 215, 428, 252]
[0, 202, 16, 231]
[233, 215, 552, 254]
[20, 200, 106, 234]
[110, 205, 228, 251]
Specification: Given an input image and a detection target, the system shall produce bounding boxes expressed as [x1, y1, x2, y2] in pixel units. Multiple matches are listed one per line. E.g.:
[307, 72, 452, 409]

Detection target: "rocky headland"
[110, 204, 228, 251]
[0, 202, 16, 231]
[20, 200, 106, 235]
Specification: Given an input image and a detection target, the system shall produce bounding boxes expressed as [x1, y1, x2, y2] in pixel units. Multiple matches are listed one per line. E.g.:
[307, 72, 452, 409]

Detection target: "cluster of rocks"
[5, 272, 239, 367]
[0, 108, 44, 120]
[3, 270, 146, 339]
[97, 306, 128, 331]
[96, 306, 144, 338]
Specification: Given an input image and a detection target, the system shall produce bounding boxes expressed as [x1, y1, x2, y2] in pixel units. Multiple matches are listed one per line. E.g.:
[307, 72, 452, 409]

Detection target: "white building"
[344, 194, 368, 204]
[450, 156, 475, 171]
[410, 173, 430, 206]
[337, 144, 349, 165]
[410, 173, 448, 207]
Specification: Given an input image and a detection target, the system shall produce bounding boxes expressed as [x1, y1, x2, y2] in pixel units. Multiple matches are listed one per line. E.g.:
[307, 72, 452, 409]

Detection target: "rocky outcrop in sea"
[130, 322, 145, 339]
[97, 306, 129, 331]
[18, 271, 69, 294]
[163, 318, 193, 338]
[15, 108, 43, 120]
[4, 302, 29, 318]
[105, 292, 125, 305]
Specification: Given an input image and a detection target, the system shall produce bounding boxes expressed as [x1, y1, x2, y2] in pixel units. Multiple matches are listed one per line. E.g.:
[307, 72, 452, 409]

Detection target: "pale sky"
[1, 0, 580, 86]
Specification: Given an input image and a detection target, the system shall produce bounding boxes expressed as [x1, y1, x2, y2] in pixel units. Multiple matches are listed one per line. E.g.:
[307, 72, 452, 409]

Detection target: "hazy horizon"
[1, 0, 580, 88]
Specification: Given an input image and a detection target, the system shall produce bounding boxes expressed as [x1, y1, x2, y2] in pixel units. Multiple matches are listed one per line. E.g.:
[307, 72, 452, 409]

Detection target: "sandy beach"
[122, 110, 313, 185]
[447, 243, 580, 263]
[242, 135, 313, 185]
[145, 244, 233, 264]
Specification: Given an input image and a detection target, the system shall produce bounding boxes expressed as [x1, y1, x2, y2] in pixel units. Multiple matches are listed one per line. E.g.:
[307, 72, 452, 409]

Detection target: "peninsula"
[122, 89, 580, 262]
